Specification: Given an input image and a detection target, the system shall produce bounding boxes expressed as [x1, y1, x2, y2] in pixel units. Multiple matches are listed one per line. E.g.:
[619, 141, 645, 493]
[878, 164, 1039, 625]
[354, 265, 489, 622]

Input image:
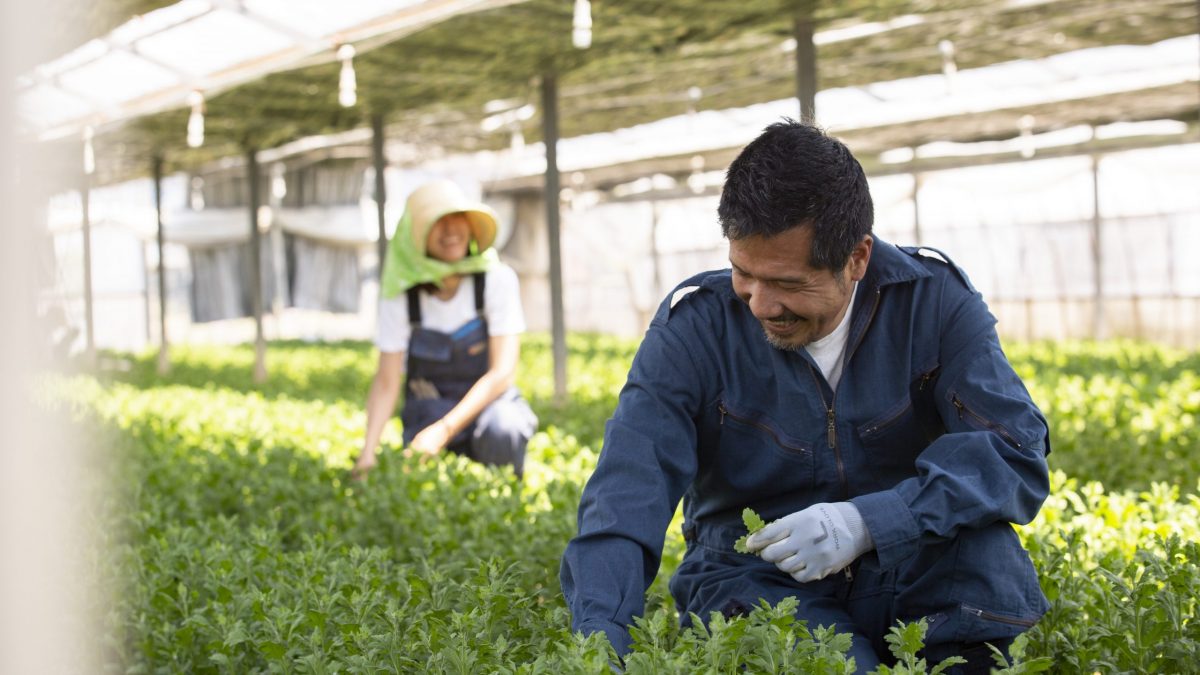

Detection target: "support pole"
[268, 164, 288, 329]
[1090, 151, 1105, 340]
[1165, 198, 1178, 339]
[372, 113, 389, 277]
[792, 1, 817, 125]
[1022, 240, 1034, 342]
[911, 167, 923, 246]
[141, 242, 151, 346]
[542, 72, 568, 403]
[80, 174, 95, 367]
[643, 199, 663, 330]
[650, 199, 662, 301]
[246, 147, 267, 384]
[152, 156, 170, 374]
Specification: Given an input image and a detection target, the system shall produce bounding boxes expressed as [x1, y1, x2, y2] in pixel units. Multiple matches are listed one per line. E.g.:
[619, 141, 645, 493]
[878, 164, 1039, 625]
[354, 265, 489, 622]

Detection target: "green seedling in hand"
[734, 507, 767, 553]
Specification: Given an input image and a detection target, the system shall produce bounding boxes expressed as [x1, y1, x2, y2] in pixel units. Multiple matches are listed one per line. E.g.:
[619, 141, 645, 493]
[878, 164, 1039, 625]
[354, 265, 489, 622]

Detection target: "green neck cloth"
[380, 208, 498, 299]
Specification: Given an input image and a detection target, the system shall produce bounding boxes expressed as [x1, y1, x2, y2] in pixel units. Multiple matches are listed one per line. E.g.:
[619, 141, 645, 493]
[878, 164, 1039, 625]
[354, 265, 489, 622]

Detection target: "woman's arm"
[351, 351, 405, 478]
[408, 333, 520, 455]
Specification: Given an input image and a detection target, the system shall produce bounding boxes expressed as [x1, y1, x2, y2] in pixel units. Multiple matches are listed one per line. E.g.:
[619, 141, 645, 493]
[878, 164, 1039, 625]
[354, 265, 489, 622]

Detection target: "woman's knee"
[471, 399, 536, 474]
[475, 398, 537, 442]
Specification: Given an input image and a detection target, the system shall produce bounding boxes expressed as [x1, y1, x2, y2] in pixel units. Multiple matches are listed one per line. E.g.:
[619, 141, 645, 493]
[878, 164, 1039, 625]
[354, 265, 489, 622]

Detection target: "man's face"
[729, 226, 872, 350]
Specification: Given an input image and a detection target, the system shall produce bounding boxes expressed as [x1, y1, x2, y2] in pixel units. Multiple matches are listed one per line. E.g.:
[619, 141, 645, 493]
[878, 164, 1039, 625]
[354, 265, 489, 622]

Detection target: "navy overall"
[400, 272, 535, 477]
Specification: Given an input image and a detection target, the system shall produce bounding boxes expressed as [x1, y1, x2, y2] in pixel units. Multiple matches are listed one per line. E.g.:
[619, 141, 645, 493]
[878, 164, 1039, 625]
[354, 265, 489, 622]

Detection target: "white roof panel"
[16, 86, 93, 129]
[242, 0, 426, 36]
[108, 0, 211, 45]
[1048, 43, 1163, 78]
[134, 9, 296, 77]
[955, 60, 1058, 92]
[56, 50, 181, 107]
[34, 39, 109, 81]
[17, 0, 527, 141]
[418, 37, 1198, 186]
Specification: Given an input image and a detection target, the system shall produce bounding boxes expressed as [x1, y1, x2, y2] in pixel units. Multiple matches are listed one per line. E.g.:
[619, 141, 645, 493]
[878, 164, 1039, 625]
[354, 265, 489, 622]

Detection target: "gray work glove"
[745, 502, 874, 583]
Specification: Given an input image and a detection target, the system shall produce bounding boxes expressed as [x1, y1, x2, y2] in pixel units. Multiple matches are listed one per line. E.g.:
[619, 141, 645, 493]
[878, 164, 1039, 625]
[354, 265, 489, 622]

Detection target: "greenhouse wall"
[510, 143, 1200, 346]
[41, 143, 1200, 352]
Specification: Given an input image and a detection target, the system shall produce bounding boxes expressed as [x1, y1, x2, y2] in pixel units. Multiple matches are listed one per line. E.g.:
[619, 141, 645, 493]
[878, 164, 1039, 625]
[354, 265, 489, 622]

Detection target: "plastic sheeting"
[286, 234, 362, 313]
[188, 241, 279, 322]
[186, 232, 364, 321]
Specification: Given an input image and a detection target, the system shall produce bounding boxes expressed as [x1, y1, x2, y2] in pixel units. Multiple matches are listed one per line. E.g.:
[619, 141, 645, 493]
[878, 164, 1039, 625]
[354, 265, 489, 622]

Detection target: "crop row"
[40, 336, 1200, 672]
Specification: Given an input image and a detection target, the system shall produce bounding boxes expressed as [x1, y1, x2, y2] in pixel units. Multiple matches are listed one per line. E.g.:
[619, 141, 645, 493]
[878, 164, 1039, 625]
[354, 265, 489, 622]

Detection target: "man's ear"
[848, 235, 873, 282]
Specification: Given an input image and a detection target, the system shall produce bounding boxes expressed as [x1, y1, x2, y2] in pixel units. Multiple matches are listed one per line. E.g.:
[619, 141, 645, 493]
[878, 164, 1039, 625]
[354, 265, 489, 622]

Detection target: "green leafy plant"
[37, 337, 1200, 673]
[734, 507, 767, 554]
[872, 620, 964, 675]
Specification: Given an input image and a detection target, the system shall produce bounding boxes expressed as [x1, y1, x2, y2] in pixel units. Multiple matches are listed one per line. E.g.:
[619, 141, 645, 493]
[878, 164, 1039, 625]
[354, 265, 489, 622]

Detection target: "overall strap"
[472, 271, 486, 315]
[406, 286, 422, 326]
[407, 272, 485, 326]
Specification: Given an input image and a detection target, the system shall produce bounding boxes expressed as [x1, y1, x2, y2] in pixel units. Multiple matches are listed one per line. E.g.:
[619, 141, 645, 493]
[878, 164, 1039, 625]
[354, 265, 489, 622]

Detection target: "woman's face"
[425, 212, 473, 262]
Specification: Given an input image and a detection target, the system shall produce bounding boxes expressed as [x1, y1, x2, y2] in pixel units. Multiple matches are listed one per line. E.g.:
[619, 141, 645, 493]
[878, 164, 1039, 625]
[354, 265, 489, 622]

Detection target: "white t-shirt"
[804, 282, 858, 392]
[376, 263, 526, 353]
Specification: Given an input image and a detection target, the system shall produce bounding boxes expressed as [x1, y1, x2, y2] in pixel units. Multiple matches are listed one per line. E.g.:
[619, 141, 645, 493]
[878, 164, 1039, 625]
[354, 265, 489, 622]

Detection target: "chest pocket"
[715, 400, 814, 494]
[855, 366, 945, 487]
[405, 273, 489, 402]
[409, 326, 454, 362]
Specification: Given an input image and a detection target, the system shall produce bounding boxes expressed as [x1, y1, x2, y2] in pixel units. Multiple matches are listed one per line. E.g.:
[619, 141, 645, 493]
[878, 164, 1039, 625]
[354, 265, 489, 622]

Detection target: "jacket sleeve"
[851, 276, 1051, 571]
[559, 313, 709, 656]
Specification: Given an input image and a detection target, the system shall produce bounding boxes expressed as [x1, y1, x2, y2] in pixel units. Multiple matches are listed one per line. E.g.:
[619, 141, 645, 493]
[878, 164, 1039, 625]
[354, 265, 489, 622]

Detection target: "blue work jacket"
[560, 238, 1051, 656]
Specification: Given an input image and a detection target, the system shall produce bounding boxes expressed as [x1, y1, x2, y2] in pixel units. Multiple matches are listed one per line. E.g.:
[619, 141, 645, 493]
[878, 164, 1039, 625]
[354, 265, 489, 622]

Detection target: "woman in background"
[351, 180, 536, 480]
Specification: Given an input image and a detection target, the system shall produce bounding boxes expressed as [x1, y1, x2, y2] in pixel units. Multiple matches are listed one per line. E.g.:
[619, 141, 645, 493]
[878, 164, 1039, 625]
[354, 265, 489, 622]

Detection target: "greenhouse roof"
[17, 0, 526, 142]
[417, 35, 1197, 193]
[19, 0, 1200, 186]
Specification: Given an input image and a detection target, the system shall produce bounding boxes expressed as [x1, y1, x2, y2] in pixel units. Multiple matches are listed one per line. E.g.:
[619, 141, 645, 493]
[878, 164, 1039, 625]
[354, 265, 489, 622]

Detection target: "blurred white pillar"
[2, 3, 101, 673]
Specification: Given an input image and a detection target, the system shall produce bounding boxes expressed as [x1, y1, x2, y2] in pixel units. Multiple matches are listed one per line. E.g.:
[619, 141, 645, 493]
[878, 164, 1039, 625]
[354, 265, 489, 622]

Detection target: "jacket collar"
[862, 235, 931, 289]
[836, 236, 929, 372]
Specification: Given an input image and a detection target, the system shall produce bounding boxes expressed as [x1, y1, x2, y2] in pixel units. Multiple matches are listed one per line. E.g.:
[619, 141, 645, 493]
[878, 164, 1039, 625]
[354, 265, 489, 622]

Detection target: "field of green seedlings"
[43, 336, 1200, 673]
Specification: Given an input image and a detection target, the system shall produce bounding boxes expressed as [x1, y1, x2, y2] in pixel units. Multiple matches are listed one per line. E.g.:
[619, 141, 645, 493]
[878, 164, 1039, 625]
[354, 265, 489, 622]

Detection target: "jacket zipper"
[805, 365, 846, 500]
[863, 401, 912, 438]
[917, 368, 937, 392]
[961, 604, 1037, 627]
[864, 366, 936, 436]
[950, 395, 1023, 448]
[813, 286, 882, 502]
[717, 404, 811, 455]
[837, 286, 881, 583]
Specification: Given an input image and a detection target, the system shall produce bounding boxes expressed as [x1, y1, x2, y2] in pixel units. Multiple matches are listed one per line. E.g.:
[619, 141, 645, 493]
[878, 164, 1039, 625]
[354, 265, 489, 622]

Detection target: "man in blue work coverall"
[560, 121, 1051, 673]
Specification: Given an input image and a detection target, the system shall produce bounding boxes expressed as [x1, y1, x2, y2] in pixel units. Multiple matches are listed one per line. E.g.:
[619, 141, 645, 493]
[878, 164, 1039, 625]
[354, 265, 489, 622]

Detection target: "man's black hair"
[718, 119, 873, 271]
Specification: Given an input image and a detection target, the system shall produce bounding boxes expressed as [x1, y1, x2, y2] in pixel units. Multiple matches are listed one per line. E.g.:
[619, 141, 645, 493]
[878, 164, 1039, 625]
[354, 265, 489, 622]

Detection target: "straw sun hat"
[405, 179, 499, 254]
